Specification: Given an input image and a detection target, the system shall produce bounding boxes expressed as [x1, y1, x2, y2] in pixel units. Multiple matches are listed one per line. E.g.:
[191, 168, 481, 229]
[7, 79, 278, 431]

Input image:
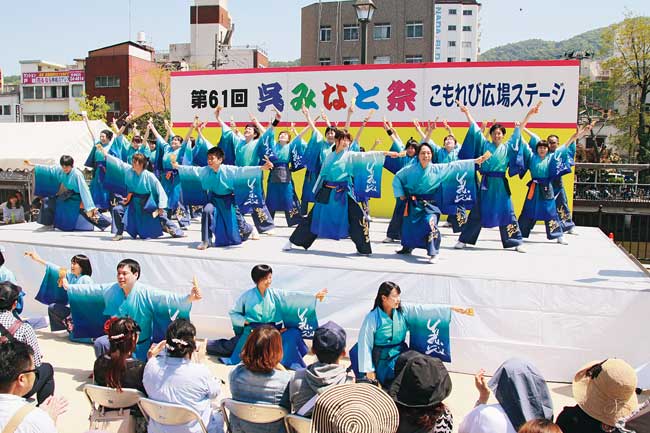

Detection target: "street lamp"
[353, 0, 376, 65]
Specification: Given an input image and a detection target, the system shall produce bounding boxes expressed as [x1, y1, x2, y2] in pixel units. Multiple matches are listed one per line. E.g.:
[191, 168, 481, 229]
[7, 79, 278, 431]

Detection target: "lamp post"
[353, 0, 376, 65]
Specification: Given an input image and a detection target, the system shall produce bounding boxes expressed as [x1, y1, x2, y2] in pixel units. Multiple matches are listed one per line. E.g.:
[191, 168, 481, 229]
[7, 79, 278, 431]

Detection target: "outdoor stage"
[1, 218, 648, 382]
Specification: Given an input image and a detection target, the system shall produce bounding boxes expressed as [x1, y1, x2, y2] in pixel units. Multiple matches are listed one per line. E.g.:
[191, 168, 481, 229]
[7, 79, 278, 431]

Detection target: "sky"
[2, 0, 649, 76]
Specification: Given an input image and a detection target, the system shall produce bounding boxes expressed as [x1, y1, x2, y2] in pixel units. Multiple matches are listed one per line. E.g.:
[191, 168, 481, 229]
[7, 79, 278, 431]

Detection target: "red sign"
[22, 70, 85, 85]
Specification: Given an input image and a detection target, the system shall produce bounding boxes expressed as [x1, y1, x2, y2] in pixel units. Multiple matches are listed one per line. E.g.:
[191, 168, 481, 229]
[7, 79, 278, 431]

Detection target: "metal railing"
[574, 182, 650, 202]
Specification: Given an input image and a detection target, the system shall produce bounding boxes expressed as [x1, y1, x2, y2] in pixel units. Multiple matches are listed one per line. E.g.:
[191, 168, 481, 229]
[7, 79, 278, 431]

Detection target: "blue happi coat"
[263, 129, 307, 213]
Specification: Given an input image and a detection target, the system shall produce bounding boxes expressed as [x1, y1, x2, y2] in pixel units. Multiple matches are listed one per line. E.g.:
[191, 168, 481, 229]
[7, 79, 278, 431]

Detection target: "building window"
[95, 76, 121, 88]
[320, 26, 332, 42]
[405, 55, 423, 63]
[373, 55, 391, 64]
[449, 41, 457, 47]
[343, 57, 360, 65]
[465, 58, 472, 62]
[462, 41, 472, 48]
[71, 84, 83, 98]
[343, 25, 359, 41]
[61, 86, 69, 98]
[2, 105, 10, 116]
[448, 25, 457, 31]
[463, 9, 473, 15]
[23, 87, 34, 99]
[449, 9, 457, 15]
[406, 21, 423, 38]
[45, 114, 68, 122]
[23, 115, 35, 122]
[319, 58, 332, 66]
[447, 57, 456, 62]
[463, 25, 472, 31]
[373, 24, 391, 40]
[107, 101, 121, 113]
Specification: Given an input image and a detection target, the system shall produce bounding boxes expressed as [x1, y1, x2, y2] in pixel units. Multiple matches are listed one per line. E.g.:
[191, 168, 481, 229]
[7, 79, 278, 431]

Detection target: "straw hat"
[573, 358, 638, 426]
[311, 383, 399, 433]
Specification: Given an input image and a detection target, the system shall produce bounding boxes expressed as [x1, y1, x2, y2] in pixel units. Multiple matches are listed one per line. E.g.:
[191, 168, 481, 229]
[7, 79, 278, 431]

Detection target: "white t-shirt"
[0, 394, 58, 433]
[458, 403, 517, 433]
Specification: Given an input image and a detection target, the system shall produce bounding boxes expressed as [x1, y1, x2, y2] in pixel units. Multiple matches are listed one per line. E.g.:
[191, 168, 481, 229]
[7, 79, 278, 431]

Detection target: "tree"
[66, 94, 110, 121]
[132, 66, 171, 114]
[602, 15, 650, 162]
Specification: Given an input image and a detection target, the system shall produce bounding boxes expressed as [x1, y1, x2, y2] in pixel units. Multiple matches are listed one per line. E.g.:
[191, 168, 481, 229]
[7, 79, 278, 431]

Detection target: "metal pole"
[360, 21, 367, 64]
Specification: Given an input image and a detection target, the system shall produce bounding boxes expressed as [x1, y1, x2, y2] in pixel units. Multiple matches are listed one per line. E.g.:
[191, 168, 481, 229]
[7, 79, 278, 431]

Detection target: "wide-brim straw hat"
[311, 383, 399, 433]
[573, 358, 638, 426]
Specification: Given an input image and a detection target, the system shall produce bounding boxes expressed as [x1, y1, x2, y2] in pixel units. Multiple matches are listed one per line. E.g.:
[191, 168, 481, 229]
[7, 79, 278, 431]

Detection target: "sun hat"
[389, 350, 452, 408]
[311, 383, 399, 433]
[573, 358, 638, 426]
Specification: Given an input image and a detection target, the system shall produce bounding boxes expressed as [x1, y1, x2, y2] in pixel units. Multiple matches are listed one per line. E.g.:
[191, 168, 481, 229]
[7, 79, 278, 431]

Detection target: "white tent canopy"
[0, 120, 110, 171]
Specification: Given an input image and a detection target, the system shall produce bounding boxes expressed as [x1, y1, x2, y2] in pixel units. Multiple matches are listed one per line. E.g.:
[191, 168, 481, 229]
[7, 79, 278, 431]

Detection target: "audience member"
[289, 321, 352, 417]
[389, 351, 453, 433]
[93, 317, 146, 394]
[0, 281, 55, 405]
[228, 325, 293, 433]
[0, 340, 67, 433]
[1, 194, 25, 224]
[459, 358, 553, 433]
[556, 359, 638, 433]
[311, 383, 399, 433]
[517, 419, 562, 433]
[143, 318, 223, 433]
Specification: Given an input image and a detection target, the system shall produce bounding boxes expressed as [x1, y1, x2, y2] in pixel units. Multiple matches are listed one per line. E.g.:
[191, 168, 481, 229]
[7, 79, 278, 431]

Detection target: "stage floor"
[1, 219, 649, 381]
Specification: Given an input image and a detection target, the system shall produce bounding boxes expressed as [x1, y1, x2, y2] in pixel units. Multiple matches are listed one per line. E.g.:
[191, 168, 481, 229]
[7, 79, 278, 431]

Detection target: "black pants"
[290, 196, 371, 254]
[23, 362, 55, 405]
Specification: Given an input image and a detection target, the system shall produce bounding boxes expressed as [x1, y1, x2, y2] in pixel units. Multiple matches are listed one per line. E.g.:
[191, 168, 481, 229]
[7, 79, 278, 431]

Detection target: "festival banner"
[22, 70, 85, 85]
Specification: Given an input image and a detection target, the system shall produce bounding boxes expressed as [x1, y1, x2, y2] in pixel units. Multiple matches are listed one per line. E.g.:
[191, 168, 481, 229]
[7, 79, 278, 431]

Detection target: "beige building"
[301, 0, 480, 66]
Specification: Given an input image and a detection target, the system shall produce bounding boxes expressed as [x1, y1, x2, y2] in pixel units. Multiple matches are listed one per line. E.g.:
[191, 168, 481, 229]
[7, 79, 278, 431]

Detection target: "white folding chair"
[138, 397, 208, 433]
[220, 398, 289, 433]
[83, 384, 145, 410]
[284, 413, 312, 433]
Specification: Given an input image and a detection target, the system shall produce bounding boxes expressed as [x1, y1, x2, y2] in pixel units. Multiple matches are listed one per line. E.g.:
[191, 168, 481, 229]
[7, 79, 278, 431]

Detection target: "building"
[156, 0, 268, 70]
[0, 85, 20, 123]
[19, 60, 86, 122]
[84, 41, 165, 120]
[301, 0, 480, 66]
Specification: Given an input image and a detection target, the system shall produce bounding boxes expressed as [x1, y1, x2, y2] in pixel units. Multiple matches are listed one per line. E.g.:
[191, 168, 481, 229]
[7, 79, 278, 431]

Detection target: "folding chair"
[284, 413, 312, 433]
[83, 384, 146, 432]
[220, 398, 289, 433]
[138, 397, 208, 433]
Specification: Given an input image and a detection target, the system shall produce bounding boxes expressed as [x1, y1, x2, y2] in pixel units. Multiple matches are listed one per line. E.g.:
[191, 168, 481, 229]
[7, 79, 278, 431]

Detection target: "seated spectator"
[556, 359, 638, 433]
[1, 194, 25, 224]
[517, 419, 562, 433]
[143, 319, 223, 433]
[93, 317, 146, 394]
[228, 325, 293, 433]
[290, 321, 352, 417]
[389, 351, 453, 433]
[0, 340, 67, 433]
[0, 281, 55, 405]
[311, 382, 399, 433]
[459, 358, 553, 433]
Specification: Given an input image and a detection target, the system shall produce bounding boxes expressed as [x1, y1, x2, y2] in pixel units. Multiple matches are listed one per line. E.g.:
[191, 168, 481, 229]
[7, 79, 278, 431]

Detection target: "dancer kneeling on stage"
[393, 142, 490, 263]
[284, 128, 398, 255]
[173, 147, 274, 249]
[26, 156, 111, 232]
[208, 264, 327, 370]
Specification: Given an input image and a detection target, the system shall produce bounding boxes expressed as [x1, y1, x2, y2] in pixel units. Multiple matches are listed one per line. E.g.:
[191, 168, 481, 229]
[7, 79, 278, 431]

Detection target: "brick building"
[301, 0, 480, 66]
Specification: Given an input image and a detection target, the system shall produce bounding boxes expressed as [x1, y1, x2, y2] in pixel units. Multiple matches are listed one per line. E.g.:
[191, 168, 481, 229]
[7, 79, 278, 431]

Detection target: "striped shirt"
[0, 311, 42, 366]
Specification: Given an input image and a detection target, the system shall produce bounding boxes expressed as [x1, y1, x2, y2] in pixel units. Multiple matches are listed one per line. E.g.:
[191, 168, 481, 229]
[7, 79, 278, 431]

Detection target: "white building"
[0, 85, 20, 124]
[433, 0, 481, 63]
[19, 59, 86, 122]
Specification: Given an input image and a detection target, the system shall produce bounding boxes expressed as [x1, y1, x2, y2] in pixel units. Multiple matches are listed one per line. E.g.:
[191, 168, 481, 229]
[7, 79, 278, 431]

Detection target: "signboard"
[22, 70, 85, 85]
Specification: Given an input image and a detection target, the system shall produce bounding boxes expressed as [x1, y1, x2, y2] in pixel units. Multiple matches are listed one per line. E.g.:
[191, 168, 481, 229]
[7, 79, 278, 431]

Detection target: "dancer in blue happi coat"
[208, 264, 327, 369]
[28, 155, 111, 232]
[214, 107, 276, 236]
[454, 101, 542, 253]
[24, 251, 93, 339]
[109, 114, 151, 164]
[174, 147, 274, 249]
[94, 147, 184, 240]
[66, 258, 202, 360]
[393, 142, 489, 263]
[82, 112, 115, 211]
[148, 118, 194, 229]
[0, 246, 25, 316]
[284, 128, 399, 255]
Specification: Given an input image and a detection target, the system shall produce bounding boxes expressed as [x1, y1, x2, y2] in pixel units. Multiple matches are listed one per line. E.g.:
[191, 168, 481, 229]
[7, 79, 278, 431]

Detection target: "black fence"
[574, 209, 650, 262]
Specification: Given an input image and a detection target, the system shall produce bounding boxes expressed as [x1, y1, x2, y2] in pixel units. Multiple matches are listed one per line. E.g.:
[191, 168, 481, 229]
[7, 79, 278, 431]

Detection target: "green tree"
[602, 15, 650, 162]
[66, 94, 110, 122]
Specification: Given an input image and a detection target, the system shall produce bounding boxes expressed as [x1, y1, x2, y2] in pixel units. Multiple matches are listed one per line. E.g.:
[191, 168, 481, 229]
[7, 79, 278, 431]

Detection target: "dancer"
[25, 251, 93, 338]
[284, 128, 398, 255]
[455, 101, 541, 252]
[393, 142, 489, 263]
[109, 114, 151, 164]
[173, 147, 274, 249]
[209, 264, 326, 369]
[82, 112, 114, 211]
[0, 246, 24, 316]
[26, 156, 111, 232]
